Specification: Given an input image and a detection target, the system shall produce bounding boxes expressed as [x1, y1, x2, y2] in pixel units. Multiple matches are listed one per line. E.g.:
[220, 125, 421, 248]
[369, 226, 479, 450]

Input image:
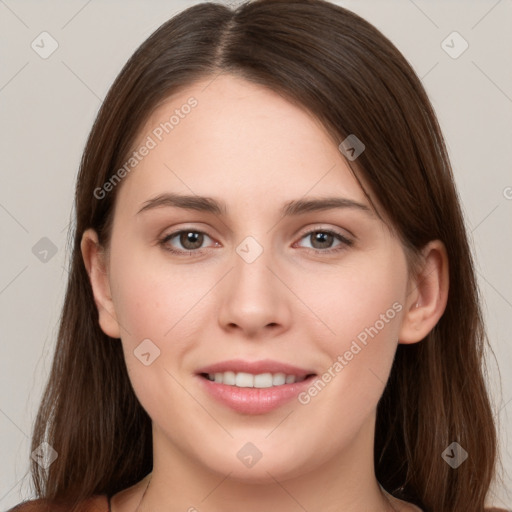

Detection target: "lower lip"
[196, 374, 316, 414]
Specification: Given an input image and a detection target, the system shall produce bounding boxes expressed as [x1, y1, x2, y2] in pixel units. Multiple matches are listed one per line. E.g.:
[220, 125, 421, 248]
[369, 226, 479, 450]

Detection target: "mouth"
[195, 359, 318, 414]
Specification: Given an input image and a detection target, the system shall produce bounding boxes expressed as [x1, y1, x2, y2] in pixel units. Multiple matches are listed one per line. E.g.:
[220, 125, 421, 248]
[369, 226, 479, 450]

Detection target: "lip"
[195, 358, 316, 378]
[195, 359, 317, 415]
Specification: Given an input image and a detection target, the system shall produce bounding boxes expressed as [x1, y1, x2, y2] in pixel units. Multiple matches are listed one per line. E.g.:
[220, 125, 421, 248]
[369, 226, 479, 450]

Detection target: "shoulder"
[485, 509, 510, 512]
[6, 494, 109, 512]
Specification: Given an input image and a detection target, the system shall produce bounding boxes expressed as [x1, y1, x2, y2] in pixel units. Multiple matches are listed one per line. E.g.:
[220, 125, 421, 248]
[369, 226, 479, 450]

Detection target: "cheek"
[107, 253, 203, 419]
[107, 247, 218, 394]
[292, 269, 404, 455]
[307, 257, 405, 343]
[299, 251, 406, 394]
[113, 274, 171, 342]
[109, 246, 204, 341]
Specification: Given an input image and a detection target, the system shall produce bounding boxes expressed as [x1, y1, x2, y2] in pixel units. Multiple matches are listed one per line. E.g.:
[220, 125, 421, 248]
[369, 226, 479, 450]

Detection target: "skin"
[81, 73, 448, 512]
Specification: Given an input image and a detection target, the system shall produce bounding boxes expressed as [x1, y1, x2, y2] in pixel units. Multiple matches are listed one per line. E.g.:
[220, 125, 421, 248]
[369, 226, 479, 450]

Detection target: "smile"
[202, 371, 311, 388]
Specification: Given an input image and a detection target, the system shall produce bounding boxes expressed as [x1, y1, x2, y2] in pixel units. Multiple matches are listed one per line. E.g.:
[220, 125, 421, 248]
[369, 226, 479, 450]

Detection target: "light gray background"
[1, 0, 511, 509]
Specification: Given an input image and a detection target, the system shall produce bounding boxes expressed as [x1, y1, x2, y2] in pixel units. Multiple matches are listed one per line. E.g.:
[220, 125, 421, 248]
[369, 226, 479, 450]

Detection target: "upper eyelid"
[162, 224, 353, 239]
[298, 224, 354, 240]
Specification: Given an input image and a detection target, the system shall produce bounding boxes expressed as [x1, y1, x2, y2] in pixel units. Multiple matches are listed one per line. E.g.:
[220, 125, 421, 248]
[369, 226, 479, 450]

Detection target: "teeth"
[206, 371, 308, 388]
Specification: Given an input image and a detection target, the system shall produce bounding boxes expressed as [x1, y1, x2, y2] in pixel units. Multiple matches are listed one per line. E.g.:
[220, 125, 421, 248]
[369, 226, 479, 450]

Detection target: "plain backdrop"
[1, 0, 511, 509]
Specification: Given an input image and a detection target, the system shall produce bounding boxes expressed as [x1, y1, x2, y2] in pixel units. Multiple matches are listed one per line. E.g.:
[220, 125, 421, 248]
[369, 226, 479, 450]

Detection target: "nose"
[217, 241, 292, 339]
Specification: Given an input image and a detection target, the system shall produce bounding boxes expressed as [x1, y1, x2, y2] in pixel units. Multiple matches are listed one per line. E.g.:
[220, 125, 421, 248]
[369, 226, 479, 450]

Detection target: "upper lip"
[196, 359, 316, 378]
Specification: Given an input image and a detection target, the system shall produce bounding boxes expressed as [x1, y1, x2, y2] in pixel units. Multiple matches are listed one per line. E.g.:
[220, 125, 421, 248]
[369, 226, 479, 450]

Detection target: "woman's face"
[90, 73, 416, 483]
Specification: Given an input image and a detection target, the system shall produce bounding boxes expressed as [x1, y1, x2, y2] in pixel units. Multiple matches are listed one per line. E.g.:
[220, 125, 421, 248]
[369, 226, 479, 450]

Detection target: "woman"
[8, 0, 507, 510]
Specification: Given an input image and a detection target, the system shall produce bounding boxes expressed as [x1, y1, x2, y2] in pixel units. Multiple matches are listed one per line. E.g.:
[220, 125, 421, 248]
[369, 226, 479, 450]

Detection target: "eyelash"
[158, 227, 354, 257]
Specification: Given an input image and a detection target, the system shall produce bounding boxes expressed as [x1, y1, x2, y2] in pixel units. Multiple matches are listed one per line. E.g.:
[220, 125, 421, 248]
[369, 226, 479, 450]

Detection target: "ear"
[399, 240, 449, 344]
[80, 228, 121, 339]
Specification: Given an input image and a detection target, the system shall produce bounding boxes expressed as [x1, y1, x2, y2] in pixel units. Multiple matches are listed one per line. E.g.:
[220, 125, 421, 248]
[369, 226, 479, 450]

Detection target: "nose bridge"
[217, 232, 290, 335]
[232, 233, 278, 299]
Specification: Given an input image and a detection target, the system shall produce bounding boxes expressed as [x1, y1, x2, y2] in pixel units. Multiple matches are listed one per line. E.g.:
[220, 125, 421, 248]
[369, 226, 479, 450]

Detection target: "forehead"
[115, 73, 371, 217]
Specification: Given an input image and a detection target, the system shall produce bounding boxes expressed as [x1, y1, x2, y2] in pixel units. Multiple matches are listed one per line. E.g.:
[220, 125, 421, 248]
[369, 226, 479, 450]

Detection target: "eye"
[295, 228, 353, 254]
[159, 227, 354, 257]
[159, 229, 216, 255]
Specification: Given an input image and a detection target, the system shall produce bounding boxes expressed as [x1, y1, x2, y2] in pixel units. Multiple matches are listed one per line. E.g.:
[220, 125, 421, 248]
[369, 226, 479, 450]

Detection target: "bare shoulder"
[6, 495, 109, 512]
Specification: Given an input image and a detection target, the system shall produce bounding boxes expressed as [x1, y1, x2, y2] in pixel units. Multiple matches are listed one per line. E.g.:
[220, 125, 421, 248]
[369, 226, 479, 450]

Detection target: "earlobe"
[399, 240, 449, 344]
[80, 228, 121, 339]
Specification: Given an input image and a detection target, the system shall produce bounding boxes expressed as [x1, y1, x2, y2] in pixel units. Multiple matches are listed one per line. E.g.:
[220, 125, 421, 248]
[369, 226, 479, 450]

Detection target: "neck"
[137, 413, 397, 512]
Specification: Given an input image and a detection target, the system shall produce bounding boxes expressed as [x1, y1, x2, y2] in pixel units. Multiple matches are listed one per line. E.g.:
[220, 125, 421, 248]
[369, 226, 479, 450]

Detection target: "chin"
[201, 447, 313, 484]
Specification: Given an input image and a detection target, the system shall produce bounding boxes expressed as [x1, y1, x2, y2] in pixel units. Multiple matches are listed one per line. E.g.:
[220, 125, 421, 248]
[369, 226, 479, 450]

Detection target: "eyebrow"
[136, 193, 373, 217]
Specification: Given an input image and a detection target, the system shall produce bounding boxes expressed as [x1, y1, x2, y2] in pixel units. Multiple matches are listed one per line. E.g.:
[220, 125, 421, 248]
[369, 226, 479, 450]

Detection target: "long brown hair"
[23, 0, 501, 510]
